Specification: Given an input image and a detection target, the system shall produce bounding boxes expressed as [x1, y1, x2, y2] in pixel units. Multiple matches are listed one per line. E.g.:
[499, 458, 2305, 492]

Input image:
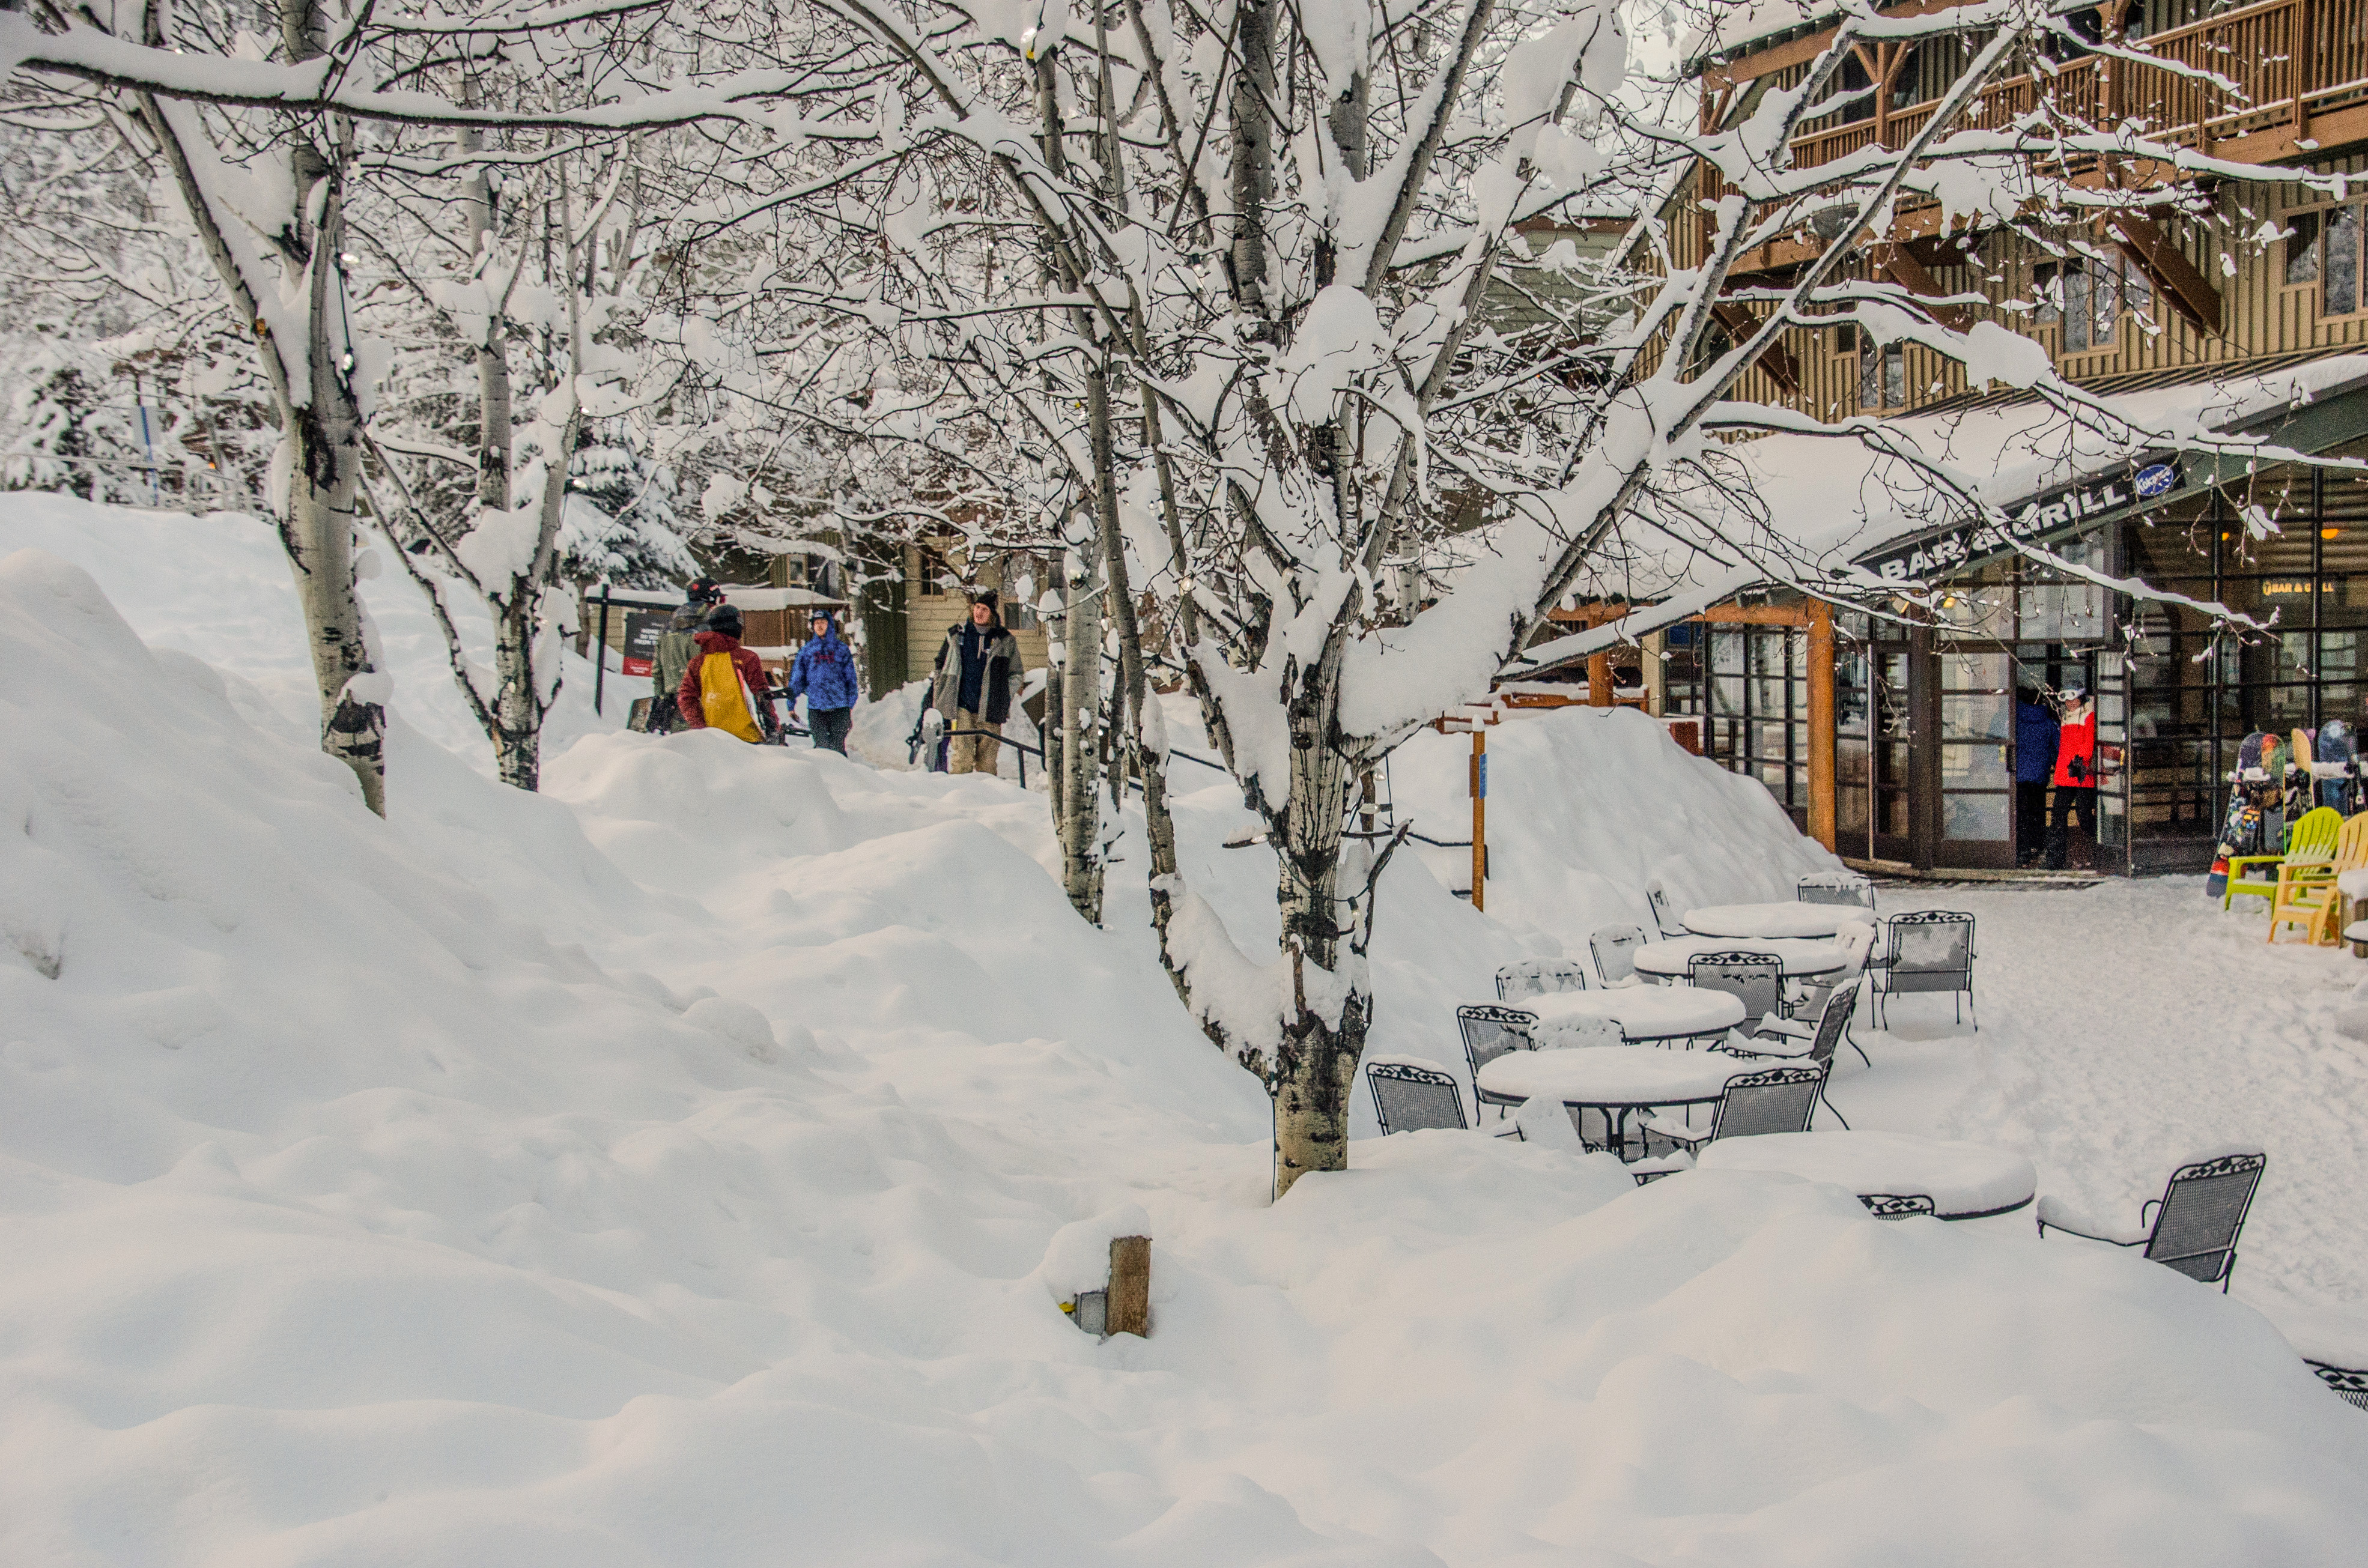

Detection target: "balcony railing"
[1785, 0, 2368, 173]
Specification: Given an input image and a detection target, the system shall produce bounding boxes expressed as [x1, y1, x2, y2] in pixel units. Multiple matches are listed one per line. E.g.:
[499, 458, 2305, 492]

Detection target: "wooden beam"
[1869, 242, 1972, 331]
[1712, 300, 1802, 393]
[1699, 604, 1818, 626]
[1588, 649, 1615, 707]
[2103, 211, 2223, 336]
[1696, 0, 1970, 91]
[1807, 602, 1838, 853]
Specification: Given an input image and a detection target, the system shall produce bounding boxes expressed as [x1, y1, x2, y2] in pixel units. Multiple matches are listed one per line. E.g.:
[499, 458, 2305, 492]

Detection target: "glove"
[2068, 756, 2088, 782]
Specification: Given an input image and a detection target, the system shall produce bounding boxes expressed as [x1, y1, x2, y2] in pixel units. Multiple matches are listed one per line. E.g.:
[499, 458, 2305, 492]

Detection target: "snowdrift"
[2, 503, 2365, 1563]
[1388, 706, 1839, 953]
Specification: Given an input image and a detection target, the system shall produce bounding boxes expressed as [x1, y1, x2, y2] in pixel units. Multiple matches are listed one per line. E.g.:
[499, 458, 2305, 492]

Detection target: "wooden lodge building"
[1525, 0, 2368, 877]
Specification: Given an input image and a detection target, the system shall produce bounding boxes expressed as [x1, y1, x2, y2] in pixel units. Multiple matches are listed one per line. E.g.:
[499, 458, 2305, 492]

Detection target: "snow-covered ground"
[4, 494, 2366, 1564]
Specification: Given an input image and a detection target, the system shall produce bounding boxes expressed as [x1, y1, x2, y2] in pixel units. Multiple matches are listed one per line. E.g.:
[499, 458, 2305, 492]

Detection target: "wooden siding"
[1663, 151, 2368, 422]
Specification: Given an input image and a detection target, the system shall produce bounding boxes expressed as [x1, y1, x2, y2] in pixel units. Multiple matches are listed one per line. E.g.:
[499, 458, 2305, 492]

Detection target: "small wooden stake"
[1107, 1235, 1150, 1337]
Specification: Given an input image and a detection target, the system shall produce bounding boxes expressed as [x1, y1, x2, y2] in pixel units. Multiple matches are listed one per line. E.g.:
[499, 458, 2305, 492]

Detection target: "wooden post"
[1641, 630, 1666, 716]
[1107, 1235, 1150, 1337]
[1471, 728, 1487, 913]
[1808, 601, 1837, 853]
[1588, 648, 1614, 707]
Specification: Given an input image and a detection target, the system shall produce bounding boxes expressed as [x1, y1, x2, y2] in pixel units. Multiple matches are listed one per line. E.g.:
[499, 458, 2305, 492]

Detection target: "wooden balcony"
[1702, 0, 2368, 275]
[1787, 0, 2368, 172]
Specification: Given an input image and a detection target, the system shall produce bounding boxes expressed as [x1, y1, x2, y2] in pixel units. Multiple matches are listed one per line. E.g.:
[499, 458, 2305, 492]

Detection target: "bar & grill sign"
[1862, 460, 2176, 582]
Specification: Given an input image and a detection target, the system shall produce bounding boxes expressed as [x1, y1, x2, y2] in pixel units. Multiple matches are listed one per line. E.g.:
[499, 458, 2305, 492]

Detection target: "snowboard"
[2319, 718, 2358, 813]
[2209, 731, 2275, 897]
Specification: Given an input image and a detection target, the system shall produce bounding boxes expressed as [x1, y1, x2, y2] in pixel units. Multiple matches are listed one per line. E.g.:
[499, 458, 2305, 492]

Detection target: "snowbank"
[3, 495, 2365, 1563]
[1387, 706, 1839, 954]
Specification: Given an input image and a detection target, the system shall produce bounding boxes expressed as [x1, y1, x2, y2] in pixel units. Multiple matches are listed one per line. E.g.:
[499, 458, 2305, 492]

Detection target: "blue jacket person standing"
[789, 611, 861, 754]
[2015, 688, 2059, 867]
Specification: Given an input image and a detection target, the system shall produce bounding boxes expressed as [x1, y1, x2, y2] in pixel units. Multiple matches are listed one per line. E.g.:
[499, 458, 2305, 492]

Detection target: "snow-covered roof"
[717, 585, 846, 611]
[1517, 352, 2368, 671]
[1682, 0, 1840, 76]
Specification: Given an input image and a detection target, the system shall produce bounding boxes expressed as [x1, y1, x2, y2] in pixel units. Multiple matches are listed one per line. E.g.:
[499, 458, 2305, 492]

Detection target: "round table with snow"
[1694, 1131, 2038, 1219]
[1523, 987, 1746, 1043]
[1630, 934, 1856, 981]
[1681, 903, 1875, 940]
[1477, 1046, 1750, 1157]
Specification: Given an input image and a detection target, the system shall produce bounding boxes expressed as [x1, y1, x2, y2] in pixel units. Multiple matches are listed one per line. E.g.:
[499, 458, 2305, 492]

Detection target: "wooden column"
[1587, 648, 1614, 707]
[1807, 602, 1837, 853]
[1471, 729, 1487, 913]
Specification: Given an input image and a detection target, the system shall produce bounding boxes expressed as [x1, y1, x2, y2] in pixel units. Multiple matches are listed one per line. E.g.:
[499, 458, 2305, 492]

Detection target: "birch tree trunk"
[1057, 495, 1107, 924]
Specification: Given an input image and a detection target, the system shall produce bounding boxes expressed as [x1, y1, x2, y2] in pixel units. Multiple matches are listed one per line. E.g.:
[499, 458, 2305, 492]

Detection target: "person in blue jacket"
[2015, 687, 2059, 867]
[789, 610, 861, 754]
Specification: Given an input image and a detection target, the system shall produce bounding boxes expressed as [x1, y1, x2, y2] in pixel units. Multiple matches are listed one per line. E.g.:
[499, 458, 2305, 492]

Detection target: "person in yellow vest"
[674, 604, 774, 742]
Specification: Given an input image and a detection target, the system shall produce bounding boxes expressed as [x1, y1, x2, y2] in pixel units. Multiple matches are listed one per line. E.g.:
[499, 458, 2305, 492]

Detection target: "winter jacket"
[2053, 700, 2097, 788]
[2014, 700, 2059, 783]
[789, 619, 861, 712]
[930, 617, 1022, 724]
[652, 608, 702, 698]
[678, 629, 771, 742]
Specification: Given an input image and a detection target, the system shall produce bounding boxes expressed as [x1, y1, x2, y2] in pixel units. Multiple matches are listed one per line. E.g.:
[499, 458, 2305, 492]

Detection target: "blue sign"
[1477, 755, 1489, 800]
[2134, 462, 2176, 498]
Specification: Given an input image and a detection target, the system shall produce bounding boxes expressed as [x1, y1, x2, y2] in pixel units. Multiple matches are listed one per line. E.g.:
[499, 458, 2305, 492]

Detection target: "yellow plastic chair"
[2268, 810, 2368, 943]
[2227, 805, 2340, 912]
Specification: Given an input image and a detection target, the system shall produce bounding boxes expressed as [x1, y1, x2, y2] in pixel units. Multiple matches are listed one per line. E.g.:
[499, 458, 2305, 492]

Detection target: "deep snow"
[3, 494, 2366, 1564]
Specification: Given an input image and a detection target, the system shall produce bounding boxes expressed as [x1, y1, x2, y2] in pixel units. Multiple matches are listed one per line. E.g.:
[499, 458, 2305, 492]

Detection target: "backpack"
[697, 652, 763, 742]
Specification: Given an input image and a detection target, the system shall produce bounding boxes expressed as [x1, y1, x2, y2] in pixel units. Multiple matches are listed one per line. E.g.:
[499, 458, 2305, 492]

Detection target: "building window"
[2286, 202, 2364, 316]
[2035, 256, 2148, 351]
[1859, 339, 1904, 410]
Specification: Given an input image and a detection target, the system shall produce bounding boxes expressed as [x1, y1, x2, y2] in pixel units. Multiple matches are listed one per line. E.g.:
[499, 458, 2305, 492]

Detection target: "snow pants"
[2044, 786, 2096, 870]
[947, 710, 1001, 775]
[809, 706, 853, 755]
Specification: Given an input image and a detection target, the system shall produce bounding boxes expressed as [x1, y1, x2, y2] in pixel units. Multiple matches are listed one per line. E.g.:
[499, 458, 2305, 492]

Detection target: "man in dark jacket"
[789, 610, 860, 754]
[930, 589, 1022, 775]
[2014, 688, 2059, 867]
[646, 601, 705, 734]
[676, 603, 774, 742]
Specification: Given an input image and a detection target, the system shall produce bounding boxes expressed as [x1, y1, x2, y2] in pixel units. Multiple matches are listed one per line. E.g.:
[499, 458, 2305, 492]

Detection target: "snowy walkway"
[1830, 876, 2368, 1308]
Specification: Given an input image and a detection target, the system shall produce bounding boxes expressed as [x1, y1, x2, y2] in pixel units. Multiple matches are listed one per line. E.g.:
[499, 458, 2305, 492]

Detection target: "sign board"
[621, 610, 670, 678]
[1861, 460, 2178, 583]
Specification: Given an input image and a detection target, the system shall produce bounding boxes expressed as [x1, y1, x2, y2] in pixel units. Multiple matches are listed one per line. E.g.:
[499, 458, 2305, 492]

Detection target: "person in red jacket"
[2044, 689, 2098, 870]
[675, 603, 774, 742]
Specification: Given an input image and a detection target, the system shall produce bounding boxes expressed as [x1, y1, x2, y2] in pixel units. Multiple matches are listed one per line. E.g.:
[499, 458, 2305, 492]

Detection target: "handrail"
[1782, 0, 2368, 173]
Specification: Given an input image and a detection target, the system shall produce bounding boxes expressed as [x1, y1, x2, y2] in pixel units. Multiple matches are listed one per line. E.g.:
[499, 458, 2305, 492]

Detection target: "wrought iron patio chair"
[1868, 910, 1976, 1029]
[1589, 924, 1648, 988]
[1724, 977, 1860, 1126]
[1860, 1193, 1937, 1220]
[1457, 1003, 1538, 1123]
[1366, 1059, 1471, 1136]
[1797, 872, 1876, 912]
[1634, 1063, 1827, 1163]
[2306, 1360, 2368, 1413]
[1687, 951, 1784, 1036]
[2036, 1152, 2267, 1292]
[1496, 959, 1590, 1001]
[1794, 922, 1876, 1040]
[1645, 879, 1686, 938]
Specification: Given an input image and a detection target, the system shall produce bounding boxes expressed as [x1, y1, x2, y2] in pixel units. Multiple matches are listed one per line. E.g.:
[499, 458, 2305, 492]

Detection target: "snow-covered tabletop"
[1632, 934, 1856, 979]
[1524, 987, 1746, 1042]
[1681, 903, 1877, 940]
[2339, 868, 2368, 899]
[1477, 1046, 1749, 1106]
[1696, 1132, 2038, 1218]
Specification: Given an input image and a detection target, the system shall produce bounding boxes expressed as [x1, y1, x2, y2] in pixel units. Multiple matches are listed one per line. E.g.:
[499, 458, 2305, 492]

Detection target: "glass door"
[1937, 646, 2015, 867]
[1871, 641, 1915, 865]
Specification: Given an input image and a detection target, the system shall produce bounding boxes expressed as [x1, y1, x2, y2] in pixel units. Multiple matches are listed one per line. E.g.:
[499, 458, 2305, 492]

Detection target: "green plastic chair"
[2225, 805, 2341, 910]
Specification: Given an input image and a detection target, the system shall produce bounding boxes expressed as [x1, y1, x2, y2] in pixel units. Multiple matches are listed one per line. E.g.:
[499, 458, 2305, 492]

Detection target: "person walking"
[930, 589, 1022, 775]
[789, 610, 860, 755]
[646, 601, 705, 734]
[2014, 687, 2059, 867]
[676, 602, 774, 743]
[2044, 688, 2098, 870]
